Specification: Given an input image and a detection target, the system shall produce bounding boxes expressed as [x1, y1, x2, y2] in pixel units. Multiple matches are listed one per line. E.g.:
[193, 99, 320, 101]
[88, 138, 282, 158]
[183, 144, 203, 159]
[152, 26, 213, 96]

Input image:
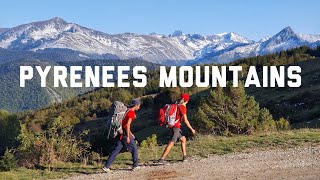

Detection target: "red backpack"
[159, 104, 179, 128]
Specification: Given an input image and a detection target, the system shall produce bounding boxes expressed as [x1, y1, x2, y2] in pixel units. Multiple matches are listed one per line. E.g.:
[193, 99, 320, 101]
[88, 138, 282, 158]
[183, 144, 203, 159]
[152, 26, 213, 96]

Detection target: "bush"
[153, 88, 181, 109]
[0, 110, 21, 154]
[110, 89, 133, 105]
[276, 118, 290, 130]
[258, 108, 276, 132]
[0, 149, 17, 171]
[88, 151, 103, 166]
[140, 134, 159, 160]
[140, 134, 157, 149]
[16, 117, 90, 168]
[193, 81, 278, 135]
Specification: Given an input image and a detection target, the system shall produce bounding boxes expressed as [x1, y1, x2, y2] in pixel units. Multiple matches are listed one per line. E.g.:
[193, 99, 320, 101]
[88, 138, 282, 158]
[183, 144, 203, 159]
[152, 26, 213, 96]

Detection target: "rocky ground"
[60, 146, 320, 180]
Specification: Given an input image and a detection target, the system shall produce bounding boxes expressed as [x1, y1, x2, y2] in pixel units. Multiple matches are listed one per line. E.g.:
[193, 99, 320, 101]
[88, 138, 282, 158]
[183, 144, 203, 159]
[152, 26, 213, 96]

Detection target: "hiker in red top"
[158, 93, 196, 164]
[102, 99, 141, 172]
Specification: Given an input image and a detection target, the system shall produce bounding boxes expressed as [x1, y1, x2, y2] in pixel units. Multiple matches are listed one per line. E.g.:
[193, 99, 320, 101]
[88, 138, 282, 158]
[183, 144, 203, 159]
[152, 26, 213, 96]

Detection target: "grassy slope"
[2, 51, 320, 179]
[1, 129, 319, 180]
[246, 58, 320, 127]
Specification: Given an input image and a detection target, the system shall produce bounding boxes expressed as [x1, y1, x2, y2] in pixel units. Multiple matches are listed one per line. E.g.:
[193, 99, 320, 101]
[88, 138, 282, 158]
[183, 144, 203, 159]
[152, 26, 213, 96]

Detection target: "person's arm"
[183, 114, 196, 135]
[126, 118, 132, 144]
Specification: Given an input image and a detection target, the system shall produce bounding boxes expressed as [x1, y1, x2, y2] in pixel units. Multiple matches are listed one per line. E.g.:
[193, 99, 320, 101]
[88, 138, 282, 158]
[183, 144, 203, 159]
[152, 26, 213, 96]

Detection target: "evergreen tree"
[193, 81, 276, 135]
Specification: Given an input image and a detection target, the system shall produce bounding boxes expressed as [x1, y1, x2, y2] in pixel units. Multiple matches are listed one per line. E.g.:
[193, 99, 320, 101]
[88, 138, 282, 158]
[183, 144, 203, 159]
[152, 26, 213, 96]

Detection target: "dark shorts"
[170, 128, 184, 143]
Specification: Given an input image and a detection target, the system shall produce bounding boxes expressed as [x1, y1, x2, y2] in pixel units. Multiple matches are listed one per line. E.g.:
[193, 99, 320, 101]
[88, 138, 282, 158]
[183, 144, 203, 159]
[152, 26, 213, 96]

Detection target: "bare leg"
[160, 141, 175, 159]
[180, 136, 187, 156]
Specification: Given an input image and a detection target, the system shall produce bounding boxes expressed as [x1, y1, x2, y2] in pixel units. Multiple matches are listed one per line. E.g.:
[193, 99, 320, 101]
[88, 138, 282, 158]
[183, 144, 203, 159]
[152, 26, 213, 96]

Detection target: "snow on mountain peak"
[0, 18, 319, 65]
[273, 26, 299, 41]
[257, 26, 303, 53]
[215, 32, 228, 36]
[51, 17, 66, 22]
[226, 32, 253, 43]
[46, 17, 67, 24]
[259, 35, 272, 42]
[298, 33, 320, 43]
[282, 26, 294, 33]
[171, 30, 183, 37]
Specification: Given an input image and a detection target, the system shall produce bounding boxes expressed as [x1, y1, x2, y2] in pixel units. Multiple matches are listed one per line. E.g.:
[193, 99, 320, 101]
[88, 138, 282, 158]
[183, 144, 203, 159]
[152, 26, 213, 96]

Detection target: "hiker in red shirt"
[158, 93, 196, 164]
[102, 99, 141, 172]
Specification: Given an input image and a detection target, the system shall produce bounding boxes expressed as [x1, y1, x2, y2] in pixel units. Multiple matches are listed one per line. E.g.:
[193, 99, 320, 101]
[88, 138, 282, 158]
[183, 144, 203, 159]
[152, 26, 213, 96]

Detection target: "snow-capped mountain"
[0, 18, 225, 64]
[0, 18, 319, 65]
[192, 26, 320, 64]
[0, 28, 9, 34]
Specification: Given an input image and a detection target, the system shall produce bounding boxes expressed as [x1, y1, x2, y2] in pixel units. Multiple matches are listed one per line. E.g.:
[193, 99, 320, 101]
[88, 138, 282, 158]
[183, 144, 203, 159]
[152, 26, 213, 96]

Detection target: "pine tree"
[193, 81, 276, 135]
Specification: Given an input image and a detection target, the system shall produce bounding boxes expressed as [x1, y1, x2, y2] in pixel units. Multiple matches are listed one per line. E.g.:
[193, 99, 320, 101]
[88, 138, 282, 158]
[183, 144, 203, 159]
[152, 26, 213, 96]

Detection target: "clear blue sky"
[1, 0, 319, 40]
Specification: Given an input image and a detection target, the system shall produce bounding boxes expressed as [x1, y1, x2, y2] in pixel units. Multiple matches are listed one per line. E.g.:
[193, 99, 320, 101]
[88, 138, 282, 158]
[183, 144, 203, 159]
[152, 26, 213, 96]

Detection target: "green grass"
[246, 59, 320, 125]
[1, 129, 319, 180]
[0, 162, 102, 180]
[107, 129, 320, 168]
[130, 128, 320, 163]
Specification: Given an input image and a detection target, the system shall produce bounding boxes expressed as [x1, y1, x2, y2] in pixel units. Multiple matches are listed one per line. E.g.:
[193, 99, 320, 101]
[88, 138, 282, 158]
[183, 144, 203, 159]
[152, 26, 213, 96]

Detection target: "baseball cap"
[129, 99, 141, 107]
[181, 93, 190, 102]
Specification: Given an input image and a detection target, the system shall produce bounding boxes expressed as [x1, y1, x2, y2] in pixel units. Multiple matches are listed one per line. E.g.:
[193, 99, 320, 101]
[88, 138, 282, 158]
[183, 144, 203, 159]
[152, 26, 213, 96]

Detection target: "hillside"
[1, 47, 320, 179]
[0, 60, 89, 112]
[0, 59, 159, 112]
[246, 58, 320, 127]
[14, 46, 320, 126]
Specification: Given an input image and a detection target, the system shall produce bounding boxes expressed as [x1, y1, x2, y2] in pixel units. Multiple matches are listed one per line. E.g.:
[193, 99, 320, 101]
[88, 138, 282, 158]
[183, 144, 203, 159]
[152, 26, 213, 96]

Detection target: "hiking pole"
[103, 124, 108, 134]
[107, 125, 111, 139]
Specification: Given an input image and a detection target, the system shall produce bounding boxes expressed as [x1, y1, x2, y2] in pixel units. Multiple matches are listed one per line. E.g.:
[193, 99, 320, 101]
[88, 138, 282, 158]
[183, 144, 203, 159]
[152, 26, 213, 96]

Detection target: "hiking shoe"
[132, 165, 142, 171]
[157, 158, 165, 165]
[182, 156, 189, 162]
[102, 167, 111, 173]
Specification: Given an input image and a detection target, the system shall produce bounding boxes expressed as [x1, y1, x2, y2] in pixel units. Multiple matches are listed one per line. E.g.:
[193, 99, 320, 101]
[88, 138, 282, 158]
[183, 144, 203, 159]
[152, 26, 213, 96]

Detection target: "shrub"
[140, 134, 157, 149]
[258, 108, 276, 132]
[16, 117, 90, 168]
[140, 134, 159, 160]
[88, 151, 103, 166]
[0, 149, 17, 171]
[276, 118, 290, 130]
[110, 89, 133, 105]
[153, 88, 181, 109]
[0, 110, 21, 155]
[193, 81, 278, 135]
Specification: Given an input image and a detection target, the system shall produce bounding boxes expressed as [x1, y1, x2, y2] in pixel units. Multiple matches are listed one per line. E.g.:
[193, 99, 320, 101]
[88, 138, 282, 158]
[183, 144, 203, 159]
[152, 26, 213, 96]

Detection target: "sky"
[1, 0, 319, 41]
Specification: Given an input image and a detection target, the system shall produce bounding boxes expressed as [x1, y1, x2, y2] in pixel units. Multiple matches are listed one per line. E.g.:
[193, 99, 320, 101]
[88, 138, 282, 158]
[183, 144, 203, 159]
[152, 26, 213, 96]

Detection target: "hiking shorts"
[170, 128, 183, 143]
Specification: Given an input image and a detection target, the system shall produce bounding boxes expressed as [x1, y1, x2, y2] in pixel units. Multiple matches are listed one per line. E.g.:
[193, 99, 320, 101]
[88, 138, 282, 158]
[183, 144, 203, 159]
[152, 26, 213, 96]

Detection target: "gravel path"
[61, 146, 320, 180]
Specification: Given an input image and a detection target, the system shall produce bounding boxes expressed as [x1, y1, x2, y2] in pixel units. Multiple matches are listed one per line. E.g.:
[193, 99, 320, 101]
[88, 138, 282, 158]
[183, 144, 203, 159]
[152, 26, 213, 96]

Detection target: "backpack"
[159, 104, 179, 128]
[106, 101, 128, 139]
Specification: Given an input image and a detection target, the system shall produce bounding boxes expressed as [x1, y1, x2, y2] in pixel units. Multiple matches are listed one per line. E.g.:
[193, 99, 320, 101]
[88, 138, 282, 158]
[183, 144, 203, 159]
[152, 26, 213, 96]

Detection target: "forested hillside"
[0, 60, 87, 112]
[0, 59, 159, 112]
[0, 46, 320, 173]
[224, 46, 320, 126]
[246, 58, 320, 127]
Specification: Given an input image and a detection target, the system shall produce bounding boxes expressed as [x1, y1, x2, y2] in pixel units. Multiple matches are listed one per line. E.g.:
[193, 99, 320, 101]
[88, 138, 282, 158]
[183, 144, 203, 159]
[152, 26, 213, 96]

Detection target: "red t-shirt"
[122, 109, 136, 130]
[173, 105, 187, 128]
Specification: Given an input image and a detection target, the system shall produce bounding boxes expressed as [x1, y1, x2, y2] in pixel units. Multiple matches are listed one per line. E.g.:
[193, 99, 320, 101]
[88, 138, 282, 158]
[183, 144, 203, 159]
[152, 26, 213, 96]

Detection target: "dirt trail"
[61, 146, 320, 180]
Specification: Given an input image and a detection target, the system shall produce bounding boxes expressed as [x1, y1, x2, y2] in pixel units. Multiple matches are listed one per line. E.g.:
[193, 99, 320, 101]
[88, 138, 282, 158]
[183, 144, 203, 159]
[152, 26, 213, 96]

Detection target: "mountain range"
[1, 17, 319, 65]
